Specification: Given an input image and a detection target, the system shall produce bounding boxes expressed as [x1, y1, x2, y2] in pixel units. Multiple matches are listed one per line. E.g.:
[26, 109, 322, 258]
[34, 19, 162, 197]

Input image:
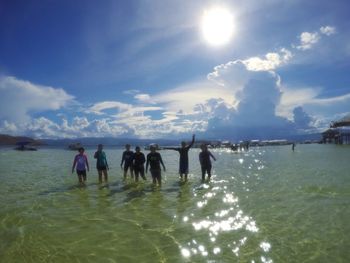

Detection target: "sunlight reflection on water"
[2, 145, 347, 262]
[177, 149, 273, 262]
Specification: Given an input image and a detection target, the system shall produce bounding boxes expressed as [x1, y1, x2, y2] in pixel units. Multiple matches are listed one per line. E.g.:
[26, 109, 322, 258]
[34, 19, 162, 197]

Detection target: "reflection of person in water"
[146, 145, 166, 186]
[133, 146, 146, 182]
[199, 144, 216, 181]
[164, 134, 195, 181]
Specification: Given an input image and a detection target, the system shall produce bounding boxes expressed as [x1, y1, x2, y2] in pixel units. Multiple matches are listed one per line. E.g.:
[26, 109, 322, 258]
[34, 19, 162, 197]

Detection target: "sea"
[0, 144, 349, 263]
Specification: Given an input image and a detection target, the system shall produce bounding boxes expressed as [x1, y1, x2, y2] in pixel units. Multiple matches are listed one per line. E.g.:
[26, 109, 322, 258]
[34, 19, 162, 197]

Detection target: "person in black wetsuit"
[120, 144, 134, 180]
[146, 145, 166, 186]
[133, 146, 146, 182]
[199, 144, 216, 181]
[164, 134, 195, 181]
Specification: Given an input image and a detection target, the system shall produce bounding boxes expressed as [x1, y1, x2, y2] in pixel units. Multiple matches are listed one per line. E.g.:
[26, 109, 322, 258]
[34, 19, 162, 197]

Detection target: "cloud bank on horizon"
[0, 1, 349, 139]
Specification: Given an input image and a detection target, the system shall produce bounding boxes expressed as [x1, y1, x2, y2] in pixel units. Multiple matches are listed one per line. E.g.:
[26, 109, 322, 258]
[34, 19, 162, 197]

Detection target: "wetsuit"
[146, 152, 164, 181]
[167, 138, 195, 174]
[121, 150, 134, 172]
[133, 152, 146, 180]
[94, 150, 108, 171]
[199, 151, 215, 180]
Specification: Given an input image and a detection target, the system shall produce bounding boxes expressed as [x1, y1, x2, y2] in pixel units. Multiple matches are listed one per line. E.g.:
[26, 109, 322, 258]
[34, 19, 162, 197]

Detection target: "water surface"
[0, 144, 349, 262]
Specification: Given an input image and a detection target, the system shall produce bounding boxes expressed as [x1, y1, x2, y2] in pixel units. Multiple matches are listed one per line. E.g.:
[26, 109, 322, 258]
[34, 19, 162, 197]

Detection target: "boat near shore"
[144, 143, 160, 150]
[68, 142, 83, 151]
[14, 141, 38, 151]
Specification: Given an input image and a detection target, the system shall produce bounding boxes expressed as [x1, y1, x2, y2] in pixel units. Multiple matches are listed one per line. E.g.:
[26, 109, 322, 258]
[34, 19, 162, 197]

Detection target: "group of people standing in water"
[71, 134, 217, 186]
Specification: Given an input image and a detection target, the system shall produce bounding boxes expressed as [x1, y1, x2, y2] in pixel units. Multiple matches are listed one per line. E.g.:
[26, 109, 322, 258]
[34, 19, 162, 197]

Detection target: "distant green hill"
[0, 134, 43, 146]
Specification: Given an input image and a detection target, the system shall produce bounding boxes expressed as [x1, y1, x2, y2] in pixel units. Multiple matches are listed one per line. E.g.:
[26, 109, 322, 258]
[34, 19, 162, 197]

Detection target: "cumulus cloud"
[0, 116, 133, 139]
[86, 100, 196, 138]
[80, 24, 345, 140]
[293, 106, 312, 129]
[295, 25, 336, 50]
[152, 81, 235, 113]
[0, 76, 74, 122]
[320, 26, 336, 36]
[205, 69, 296, 139]
[296, 32, 320, 50]
[278, 86, 350, 120]
[242, 48, 293, 71]
[0, 25, 344, 139]
[83, 25, 341, 139]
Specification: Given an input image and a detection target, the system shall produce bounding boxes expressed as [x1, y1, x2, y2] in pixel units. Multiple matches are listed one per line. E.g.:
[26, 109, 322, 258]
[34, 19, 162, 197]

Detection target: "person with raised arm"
[164, 134, 195, 181]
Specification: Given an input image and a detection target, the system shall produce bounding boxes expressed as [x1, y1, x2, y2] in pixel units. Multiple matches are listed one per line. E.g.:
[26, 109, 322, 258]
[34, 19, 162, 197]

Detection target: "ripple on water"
[176, 176, 272, 262]
[1, 146, 349, 262]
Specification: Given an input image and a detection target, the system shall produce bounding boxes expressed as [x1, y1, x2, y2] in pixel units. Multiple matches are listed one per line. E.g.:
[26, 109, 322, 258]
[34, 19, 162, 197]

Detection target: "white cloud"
[279, 86, 350, 113]
[88, 101, 131, 115]
[243, 48, 293, 71]
[295, 25, 336, 50]
[320, 26, 336, 36]
[0, 76, 74, 122]
[0, 120, 18, 134]
[0, 24, 344, 139]
[296, 31, 320, 50]
[293, 106, 313, 129]
[277, 87, 320, 118]
[134, 93, 154, 104]
[308, 93, 350, 105]
[88, 100, 162, 118]
[204, 69, 298, 139]
[278, 85, 350, 128]
[1, 116, 133, 139]
[153, 81, 235, 114]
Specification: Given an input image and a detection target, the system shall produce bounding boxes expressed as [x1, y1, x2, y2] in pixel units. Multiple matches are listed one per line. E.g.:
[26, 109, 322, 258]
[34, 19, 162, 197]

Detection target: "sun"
[201, 7, 235, 46]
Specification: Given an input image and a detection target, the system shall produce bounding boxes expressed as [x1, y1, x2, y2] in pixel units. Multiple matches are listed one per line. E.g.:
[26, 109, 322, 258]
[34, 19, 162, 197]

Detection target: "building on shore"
[322, 115, 350, 145]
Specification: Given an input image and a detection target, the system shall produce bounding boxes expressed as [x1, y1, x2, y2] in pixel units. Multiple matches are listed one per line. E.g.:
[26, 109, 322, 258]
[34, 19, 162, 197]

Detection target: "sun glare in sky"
[201, 7, 235, 46]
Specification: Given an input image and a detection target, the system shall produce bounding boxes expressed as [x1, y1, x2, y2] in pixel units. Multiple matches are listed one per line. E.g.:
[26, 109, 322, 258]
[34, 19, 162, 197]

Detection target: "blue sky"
[0, 0, 349, 139]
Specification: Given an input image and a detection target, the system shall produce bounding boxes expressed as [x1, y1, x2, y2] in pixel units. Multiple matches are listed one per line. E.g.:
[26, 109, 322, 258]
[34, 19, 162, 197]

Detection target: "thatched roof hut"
[324, 114, 350, 144]
[331, 114, 350, 128]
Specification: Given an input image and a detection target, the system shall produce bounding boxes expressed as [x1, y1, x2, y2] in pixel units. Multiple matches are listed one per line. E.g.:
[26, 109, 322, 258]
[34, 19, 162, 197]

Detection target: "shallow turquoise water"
[0, 144, 349, 262]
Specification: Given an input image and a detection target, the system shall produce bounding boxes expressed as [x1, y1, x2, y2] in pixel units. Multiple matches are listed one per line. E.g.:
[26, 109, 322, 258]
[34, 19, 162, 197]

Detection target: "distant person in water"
[121, 144, 134, 180]
[199, 144, 216, 181]
[292, 142, 296, 151]
[164, 134, 195, 181]
[94, 144, 109, 183]
[72, 147, 89, 184]
[133, 146, 146, 182]
[146, 145, 166, 186]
